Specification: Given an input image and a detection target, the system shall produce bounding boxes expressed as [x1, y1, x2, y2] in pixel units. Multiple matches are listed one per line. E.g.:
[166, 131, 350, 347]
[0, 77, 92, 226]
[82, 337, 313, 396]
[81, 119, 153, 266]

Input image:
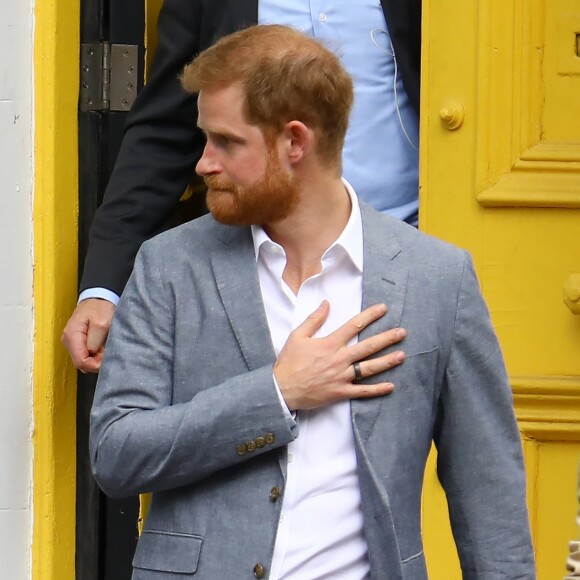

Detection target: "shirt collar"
[251, 178, 363, 273]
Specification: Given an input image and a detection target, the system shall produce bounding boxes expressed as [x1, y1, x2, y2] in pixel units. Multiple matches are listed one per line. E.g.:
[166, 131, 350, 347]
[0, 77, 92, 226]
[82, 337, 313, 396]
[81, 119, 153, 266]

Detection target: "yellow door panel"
[421, 0, 580, 578]
[145, 0, 163, 73]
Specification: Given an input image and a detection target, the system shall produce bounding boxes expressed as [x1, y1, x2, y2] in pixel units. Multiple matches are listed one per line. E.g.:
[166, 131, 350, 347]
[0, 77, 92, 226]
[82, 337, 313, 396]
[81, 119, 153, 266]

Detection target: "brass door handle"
[564, 274, 580, 314]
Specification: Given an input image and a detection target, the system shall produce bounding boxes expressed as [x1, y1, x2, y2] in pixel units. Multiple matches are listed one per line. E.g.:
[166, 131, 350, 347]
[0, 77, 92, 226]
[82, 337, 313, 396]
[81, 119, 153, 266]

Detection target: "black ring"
[352, 361, 363, 381]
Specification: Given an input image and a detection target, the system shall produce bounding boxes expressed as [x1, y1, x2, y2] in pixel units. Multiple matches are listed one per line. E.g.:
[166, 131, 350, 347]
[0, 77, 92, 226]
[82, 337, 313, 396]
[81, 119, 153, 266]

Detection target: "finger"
[348, 327, 406, 363]
[86, 324, 109, 354]
[354, 381, 395, 399]
[341, 381, 395, 400]
[68, 341, 101, 373]
[292, 300, 330, 338]
[62, 326, 90, 367]
[330, 303, 387, 345]
[78, 356, 102, 373]
[351, 350, 405, 381]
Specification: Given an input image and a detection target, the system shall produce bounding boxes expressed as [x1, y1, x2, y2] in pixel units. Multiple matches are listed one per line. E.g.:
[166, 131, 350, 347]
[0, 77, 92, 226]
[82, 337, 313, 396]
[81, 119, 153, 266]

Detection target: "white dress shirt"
[251, 180, 370, 579]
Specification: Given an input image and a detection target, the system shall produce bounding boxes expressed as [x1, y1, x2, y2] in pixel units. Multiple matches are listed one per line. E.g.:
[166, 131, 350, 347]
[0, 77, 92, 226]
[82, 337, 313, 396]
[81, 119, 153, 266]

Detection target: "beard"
[204, 149, 300, 226]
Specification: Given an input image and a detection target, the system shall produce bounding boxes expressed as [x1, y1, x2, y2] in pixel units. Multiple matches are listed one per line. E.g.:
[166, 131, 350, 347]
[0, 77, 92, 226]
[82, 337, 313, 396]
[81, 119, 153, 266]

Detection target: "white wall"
[0, 0, 34, 577]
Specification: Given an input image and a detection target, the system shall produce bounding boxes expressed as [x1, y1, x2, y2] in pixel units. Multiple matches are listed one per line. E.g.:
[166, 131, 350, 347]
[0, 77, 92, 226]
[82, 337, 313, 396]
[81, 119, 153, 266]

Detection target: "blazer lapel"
[209, 223, 290, 479]
[209, 225, 276, 371]
[351, 204, 408, 441]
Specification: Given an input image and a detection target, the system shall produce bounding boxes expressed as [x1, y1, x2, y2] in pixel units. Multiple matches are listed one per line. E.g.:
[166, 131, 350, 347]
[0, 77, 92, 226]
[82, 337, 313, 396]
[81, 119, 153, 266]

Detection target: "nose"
[196, 143, 220, 176]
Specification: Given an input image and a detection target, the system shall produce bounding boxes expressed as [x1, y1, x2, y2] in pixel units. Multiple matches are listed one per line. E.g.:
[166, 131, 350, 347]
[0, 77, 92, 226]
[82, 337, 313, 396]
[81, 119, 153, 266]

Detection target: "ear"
[282, 121, 312, 165]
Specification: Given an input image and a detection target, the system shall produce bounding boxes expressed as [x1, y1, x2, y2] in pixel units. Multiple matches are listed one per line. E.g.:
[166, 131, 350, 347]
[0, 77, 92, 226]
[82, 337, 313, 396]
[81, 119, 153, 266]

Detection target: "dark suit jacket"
[80, 0, 422, 296]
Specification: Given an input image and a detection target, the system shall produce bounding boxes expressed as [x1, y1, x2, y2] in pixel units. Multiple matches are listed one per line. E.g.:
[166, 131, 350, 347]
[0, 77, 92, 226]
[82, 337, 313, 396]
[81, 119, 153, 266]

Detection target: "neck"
[263, 171, 352, 294]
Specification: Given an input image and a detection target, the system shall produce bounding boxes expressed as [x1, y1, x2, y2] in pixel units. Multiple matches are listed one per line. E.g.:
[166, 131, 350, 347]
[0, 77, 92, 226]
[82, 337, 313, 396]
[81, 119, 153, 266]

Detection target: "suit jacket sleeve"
[80, 0, 206, 296]
[89, 240, 297, 498]
[434, 254, 535, 576]
[381, 0, 422, 114]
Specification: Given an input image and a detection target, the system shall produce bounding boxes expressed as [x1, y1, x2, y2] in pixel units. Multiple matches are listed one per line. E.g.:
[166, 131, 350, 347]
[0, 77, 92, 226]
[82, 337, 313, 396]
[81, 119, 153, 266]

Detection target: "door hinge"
[80, 43, 138, 112]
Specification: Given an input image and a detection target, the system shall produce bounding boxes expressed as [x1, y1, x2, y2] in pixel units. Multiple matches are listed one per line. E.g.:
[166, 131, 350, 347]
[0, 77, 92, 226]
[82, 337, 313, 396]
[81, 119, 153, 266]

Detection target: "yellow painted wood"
[421, 1, 580, 578]
[139, 0, 164, 527]
[33, 1, 79, 579]
[145, 0, 163, 74]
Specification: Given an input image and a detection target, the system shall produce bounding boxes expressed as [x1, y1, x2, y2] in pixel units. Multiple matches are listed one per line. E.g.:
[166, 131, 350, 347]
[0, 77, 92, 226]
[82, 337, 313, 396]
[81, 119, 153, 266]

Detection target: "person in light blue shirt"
[62, 0, 422, 371]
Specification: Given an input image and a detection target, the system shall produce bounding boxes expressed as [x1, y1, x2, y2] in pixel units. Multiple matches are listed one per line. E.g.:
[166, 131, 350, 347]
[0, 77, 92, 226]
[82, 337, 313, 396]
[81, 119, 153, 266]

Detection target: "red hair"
[181, 24, 353, 168]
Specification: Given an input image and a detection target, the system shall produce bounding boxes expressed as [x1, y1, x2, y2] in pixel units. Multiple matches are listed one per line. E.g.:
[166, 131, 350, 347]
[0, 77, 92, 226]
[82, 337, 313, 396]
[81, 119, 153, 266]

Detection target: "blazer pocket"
[133, 530, 203, 574]
[401, 549, 427, 579]
[389, 346, 439, 403]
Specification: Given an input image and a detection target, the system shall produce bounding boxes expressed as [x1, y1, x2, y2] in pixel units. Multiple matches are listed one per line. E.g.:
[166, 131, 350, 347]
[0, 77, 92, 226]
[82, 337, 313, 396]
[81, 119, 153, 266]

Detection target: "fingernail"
[395, 351, 405, 362]
[396, 328, 407, 339]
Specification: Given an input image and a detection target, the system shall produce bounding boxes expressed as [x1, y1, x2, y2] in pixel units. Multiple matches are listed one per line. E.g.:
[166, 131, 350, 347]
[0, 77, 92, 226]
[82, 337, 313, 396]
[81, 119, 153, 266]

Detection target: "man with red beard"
[63, 1, 422, 373]
[90, 25, 534, 580]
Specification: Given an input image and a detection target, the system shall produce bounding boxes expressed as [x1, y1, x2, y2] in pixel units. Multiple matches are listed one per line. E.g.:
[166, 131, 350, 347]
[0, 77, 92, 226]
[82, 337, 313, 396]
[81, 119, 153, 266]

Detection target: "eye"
[214, 135, 232, 149]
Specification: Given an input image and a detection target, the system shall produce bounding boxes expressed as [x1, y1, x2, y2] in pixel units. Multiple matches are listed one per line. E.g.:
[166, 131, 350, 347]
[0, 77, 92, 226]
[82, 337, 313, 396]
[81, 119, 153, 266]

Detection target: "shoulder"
[141, 214, 245, 257]
[361, 204, 468, 269]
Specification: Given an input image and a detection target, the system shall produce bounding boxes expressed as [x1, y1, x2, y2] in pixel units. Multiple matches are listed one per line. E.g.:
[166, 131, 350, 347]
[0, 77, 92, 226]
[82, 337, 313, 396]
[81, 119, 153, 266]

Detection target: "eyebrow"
[197, 125, 246, 144]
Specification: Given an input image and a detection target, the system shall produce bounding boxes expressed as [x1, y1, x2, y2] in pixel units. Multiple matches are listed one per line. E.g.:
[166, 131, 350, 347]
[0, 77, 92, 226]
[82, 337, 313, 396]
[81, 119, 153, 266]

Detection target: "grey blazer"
[90, 204, 535, 579]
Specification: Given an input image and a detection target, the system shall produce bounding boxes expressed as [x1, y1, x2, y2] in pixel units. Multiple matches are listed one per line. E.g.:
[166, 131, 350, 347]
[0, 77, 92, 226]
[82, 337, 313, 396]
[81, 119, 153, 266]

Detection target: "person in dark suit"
[90, 25, 534, 578]
[62, 0, 422, 372]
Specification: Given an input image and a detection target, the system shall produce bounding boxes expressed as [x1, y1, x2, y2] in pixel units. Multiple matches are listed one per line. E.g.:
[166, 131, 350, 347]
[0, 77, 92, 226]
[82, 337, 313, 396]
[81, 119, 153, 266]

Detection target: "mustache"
[204, 175, 236, 192]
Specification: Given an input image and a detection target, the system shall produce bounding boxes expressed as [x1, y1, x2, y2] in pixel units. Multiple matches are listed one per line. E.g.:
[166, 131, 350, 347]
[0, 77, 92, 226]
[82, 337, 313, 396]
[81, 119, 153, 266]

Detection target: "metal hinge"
[80, 43, 138, 112]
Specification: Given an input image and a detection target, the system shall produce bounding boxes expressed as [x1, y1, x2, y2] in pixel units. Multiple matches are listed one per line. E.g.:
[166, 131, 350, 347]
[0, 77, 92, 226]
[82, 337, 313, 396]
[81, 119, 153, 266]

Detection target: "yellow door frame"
[33, 0, 79, 578]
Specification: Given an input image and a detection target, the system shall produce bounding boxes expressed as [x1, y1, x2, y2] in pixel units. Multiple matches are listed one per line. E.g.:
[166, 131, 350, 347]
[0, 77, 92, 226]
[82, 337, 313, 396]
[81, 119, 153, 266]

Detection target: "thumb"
[86, 324, 109, 354]
[293, 300, 330, 338]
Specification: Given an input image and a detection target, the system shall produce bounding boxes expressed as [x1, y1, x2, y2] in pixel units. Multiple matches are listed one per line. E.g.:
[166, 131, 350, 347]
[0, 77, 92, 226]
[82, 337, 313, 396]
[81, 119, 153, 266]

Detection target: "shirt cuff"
[272, 373, 297, 427]
[78, 287, 121, 306]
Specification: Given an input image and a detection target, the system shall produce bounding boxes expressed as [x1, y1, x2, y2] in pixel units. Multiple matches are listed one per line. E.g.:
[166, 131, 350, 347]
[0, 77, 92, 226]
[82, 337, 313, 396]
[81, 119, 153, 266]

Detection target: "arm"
[64, 0, 206, 370]
[382, 0, 422, 114]
[89, 242, 297, 498]
[434, 254, 535, 577]
[80, 0, 206, 296]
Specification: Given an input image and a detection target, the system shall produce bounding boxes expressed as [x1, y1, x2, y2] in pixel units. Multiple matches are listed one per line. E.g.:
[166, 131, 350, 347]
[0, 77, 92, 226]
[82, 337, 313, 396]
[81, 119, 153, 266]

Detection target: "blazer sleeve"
[80, 0, 206, 296]
[89, 241, 297, 499]
[433, 254, 535, 576]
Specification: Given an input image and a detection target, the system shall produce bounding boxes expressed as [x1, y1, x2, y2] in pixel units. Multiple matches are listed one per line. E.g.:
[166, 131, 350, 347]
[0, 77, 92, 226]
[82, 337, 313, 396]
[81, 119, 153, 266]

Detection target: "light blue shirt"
[82, 0, 419, 304]
[259, 0, 419, 221]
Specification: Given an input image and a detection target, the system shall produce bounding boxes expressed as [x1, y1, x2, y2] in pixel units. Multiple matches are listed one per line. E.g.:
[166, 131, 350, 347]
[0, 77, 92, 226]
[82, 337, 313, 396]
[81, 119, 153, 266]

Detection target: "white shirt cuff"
[273, 373, 297, 426]
[78, 287, 121, 306]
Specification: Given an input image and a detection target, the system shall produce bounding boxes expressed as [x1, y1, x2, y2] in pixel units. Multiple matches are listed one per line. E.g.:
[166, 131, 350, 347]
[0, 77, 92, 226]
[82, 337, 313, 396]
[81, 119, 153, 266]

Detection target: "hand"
[61, 298, 116, 373]
[273, 301, 406, 411]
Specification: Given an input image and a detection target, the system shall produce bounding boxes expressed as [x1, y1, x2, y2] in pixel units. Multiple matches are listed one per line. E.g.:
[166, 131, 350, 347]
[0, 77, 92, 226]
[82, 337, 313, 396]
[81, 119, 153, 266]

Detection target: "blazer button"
[269, 486, 280, 502]
[255, 436, 266, 448]
[235, 444, 247, 456]
[246, 440, 257, 452]
[253, 563, 266, 578]
[265, 432, 276, 445]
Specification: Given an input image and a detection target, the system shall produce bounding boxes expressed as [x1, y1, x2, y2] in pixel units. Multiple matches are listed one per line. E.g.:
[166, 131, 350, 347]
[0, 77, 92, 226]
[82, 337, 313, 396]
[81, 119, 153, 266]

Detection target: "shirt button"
[319, 12, 327, 22]
[235, 444, 247, 456]
[288, 452, 294, 463]
[253, 563, 266, 578]
[279, 513, 285, 523]
[270, 486, 281, 502]
[255, 436, 266, 448]
[265, 432, 276, 445]
[246, 440, 257, 452]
